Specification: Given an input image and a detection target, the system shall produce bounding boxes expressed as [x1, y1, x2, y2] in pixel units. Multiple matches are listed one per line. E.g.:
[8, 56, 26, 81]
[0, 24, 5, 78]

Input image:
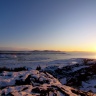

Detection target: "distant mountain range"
[0, 50, 65, 55]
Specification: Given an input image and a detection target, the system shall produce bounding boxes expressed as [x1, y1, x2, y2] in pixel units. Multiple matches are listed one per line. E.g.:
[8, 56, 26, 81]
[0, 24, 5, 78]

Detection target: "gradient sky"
[0, 0, 96, 51]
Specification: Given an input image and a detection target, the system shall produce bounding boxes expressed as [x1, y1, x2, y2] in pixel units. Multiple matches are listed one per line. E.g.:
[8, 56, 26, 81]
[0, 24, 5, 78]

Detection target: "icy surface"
[0, 58, 84, 70]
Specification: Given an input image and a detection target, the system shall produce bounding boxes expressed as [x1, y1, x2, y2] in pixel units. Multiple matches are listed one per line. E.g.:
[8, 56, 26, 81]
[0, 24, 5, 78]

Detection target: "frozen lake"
[0, 51, 96, 69]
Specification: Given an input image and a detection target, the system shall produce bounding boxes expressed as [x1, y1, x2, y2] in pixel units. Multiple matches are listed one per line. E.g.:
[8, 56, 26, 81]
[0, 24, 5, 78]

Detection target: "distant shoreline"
[0, 50, 66, 55]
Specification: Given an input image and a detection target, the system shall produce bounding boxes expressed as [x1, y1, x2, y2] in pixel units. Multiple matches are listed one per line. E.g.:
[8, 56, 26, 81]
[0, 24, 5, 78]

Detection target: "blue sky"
[0, 0, 96, 51]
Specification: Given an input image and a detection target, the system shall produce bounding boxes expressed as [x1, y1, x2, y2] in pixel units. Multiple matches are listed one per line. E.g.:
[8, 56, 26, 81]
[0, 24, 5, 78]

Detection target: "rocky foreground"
[0, 58, 96, 96]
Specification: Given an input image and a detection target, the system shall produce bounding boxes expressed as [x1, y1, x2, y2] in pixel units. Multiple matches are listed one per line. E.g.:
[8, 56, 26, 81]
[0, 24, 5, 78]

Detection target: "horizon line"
[0, 49, 96, 53]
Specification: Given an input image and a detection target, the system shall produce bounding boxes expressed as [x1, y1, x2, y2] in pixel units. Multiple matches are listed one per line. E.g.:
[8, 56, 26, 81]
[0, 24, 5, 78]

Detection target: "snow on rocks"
[0, 58, 96, 96]
[44, 58, 96, 94]
[0, 67, 94, 96]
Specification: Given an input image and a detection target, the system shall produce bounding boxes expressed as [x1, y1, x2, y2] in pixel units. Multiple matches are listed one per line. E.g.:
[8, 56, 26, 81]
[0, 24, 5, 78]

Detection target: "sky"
[0, 0, 96, 52]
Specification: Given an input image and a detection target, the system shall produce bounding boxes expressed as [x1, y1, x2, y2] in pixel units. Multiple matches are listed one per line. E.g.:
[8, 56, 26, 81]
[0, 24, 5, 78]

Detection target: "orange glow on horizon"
[27, 46, 96, 53]
[4, 45, 96, 53]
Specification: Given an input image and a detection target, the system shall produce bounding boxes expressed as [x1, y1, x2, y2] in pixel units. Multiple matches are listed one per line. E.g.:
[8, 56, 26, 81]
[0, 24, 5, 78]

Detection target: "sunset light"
[0, 0, 96, 52]
[1, 0, 96, 95]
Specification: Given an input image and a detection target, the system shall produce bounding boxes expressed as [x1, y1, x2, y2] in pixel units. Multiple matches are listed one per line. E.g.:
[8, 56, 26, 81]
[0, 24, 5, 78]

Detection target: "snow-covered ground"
[0, 68, 95, 96]
[80, 75, 96, 93]
[44, 58, 96, 94]
[0, 53, 96, 95]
